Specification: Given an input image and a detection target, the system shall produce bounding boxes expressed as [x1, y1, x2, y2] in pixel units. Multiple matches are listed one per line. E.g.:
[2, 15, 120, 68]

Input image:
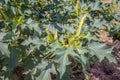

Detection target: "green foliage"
[0, 0, 120, 80]
[88, 42, 116, 63]
[113, 30, 120, 40]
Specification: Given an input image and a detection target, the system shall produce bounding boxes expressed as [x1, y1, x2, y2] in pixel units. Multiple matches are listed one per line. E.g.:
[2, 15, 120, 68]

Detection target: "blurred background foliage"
[0, 0, 120, 80]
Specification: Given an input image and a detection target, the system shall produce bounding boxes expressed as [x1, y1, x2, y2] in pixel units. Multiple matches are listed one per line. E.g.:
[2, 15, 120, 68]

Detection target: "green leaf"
[88, 42, 116, 63]
[54, 48, 78, 79]
[57, 53, 70, 79]
[0, 10, 8, 21]
[36, 64, 56, 80]
[3, 32, 12, 40]
[85, 32, 98, 42]
[21, 37, 41, 45]
[36, 70, 52, 80]
[59, 66, 72, 80]
[77, 47, 88, 65]
[26, 18, 41, 34]
[0, 32, 6, 41]
[45, 41, 60, 55]
[0, 42, 10, 57]
[7, 47, 20, 71]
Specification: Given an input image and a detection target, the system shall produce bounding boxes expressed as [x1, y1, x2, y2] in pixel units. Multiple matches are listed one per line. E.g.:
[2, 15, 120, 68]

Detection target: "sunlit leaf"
[16, 16, 24, 26]
[76, 0, 80, 16]
[46, 28, 54, 43]
[76, 14, 87, 37]
[54, 29, 58, 40]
